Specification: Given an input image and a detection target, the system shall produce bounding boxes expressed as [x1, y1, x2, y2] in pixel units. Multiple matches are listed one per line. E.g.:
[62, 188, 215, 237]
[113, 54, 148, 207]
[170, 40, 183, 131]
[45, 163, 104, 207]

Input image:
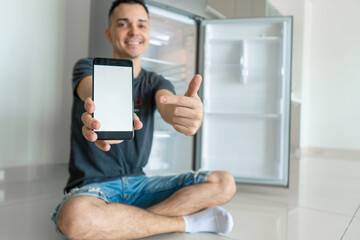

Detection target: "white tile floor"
[0, 154, 359, 240]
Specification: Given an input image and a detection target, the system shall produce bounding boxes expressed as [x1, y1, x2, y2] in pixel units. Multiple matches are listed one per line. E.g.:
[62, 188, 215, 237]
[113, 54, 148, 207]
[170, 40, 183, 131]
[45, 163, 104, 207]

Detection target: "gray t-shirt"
[65, 58, 175, 193]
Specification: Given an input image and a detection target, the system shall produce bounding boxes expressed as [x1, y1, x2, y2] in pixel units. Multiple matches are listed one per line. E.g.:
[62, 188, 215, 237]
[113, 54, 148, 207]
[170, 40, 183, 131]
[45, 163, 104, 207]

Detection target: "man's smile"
[125, 38, 144, 46]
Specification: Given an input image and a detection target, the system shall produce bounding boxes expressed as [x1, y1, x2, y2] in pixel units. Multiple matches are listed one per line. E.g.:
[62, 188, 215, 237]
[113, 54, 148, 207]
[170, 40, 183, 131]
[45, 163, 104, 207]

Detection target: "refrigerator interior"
[143, 6, 197, 174]
[199, 18, 292, 185]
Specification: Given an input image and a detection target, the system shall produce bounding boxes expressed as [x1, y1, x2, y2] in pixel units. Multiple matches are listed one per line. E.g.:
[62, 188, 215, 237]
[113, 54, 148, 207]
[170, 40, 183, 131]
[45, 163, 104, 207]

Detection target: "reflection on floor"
[0, 154, 359, 240]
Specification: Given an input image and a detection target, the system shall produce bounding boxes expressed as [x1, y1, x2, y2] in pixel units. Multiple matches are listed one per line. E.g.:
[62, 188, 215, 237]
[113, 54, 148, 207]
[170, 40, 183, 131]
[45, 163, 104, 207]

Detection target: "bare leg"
[57, 171, 236, 239]
[147, 171, 236, 216]
[57, 196, 185, 240]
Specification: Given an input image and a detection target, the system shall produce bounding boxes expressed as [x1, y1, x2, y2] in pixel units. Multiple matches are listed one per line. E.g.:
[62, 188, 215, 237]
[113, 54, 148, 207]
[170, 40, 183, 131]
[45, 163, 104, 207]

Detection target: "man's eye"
[139, 24, 146, 29]
[118, 23, 127, 27]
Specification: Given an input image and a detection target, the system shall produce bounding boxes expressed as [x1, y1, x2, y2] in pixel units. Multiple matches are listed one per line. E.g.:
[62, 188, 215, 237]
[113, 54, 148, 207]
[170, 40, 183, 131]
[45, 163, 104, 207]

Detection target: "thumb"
[185, 74, 202, 97]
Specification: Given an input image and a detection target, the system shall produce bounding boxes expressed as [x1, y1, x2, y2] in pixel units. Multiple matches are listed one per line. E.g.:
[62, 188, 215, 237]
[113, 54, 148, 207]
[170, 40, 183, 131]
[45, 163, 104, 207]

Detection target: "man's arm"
[155, 74, 204, 136]
[76, 76, 92, 101]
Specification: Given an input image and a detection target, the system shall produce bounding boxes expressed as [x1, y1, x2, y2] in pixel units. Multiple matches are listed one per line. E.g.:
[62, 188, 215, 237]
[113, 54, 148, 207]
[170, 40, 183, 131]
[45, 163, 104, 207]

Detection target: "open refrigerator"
[89, 1, 292, 186]
[196, 17, 292, 186]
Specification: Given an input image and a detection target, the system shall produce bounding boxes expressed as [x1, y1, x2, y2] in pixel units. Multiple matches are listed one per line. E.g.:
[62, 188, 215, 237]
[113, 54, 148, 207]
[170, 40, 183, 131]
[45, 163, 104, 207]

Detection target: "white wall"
[270, 0, 360, 151]
[0, 0, 91, 168]
[301, 0, 360, 150]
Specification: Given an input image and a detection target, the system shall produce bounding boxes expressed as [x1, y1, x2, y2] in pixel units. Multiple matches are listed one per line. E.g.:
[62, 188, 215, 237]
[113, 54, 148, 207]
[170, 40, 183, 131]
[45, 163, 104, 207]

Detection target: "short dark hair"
[108, 0, 149, 23]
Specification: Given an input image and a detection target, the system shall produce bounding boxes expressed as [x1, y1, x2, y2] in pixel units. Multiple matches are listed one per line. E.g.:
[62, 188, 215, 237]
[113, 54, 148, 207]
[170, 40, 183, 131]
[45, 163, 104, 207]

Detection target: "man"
[51, 0, 236, 239]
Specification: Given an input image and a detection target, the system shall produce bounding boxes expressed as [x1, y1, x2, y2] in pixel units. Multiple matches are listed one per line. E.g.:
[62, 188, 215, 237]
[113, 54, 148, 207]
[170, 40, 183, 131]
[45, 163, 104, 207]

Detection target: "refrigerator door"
[142, 5, 197, 175]
[197, 17, 292, 186]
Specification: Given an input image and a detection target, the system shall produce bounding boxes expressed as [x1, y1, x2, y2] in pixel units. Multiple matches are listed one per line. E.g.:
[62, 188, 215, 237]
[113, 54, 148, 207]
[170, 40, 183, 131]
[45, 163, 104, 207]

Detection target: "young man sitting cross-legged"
[51, 1, 236, 239]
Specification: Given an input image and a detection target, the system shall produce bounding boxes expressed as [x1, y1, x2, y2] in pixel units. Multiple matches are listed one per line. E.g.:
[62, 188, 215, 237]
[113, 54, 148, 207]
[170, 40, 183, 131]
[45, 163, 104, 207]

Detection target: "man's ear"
[105, 28, 112, 43]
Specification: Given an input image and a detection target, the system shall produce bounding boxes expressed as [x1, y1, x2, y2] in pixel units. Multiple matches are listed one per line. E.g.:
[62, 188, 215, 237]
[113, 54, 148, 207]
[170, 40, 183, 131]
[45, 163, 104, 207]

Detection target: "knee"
[208, 171, 237, 202]
[57, 197, 98, 239]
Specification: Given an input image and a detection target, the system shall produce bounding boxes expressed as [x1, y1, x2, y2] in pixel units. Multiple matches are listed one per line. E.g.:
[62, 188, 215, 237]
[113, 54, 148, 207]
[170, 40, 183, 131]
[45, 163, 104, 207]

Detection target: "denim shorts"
[51, 170, 211, 235]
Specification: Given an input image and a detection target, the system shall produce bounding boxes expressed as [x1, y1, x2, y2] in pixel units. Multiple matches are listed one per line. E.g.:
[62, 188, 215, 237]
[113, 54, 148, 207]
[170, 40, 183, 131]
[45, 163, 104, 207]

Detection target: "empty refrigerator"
[197, 17, 292, 186]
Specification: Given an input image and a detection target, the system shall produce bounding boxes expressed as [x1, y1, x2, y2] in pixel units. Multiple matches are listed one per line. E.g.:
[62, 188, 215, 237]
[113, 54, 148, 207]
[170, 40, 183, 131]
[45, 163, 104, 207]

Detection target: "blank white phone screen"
[93, 65, 132, 132]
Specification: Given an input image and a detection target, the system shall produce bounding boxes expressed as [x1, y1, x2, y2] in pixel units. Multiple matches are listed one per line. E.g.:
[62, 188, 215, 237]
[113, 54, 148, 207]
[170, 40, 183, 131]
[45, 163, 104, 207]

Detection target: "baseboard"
[301, 147, 360, 160]
[0, 162, 68, 184]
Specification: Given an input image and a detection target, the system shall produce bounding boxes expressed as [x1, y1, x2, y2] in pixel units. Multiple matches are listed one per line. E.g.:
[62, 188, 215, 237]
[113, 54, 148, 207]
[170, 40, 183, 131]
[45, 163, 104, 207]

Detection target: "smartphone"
[92, 58, 134, 140]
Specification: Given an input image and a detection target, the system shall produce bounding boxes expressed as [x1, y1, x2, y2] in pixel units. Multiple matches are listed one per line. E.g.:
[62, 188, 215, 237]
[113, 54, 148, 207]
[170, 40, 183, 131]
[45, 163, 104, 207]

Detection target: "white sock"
[183, 206, 234, 234]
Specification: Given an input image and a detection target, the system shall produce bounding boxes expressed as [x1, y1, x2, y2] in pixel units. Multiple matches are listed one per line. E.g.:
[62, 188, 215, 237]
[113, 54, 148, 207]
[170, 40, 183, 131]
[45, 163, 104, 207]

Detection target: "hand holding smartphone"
[92, 58, 134, 140]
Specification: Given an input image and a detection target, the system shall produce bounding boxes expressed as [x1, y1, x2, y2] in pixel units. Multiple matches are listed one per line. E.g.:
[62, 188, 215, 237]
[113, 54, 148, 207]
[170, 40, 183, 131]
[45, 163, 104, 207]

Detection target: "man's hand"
[81, 97, 143, 151]
[159, 74, 203, 136]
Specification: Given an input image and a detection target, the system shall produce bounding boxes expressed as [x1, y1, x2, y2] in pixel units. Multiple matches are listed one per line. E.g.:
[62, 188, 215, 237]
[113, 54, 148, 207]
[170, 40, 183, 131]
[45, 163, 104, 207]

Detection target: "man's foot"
[183, 206, 234, 234]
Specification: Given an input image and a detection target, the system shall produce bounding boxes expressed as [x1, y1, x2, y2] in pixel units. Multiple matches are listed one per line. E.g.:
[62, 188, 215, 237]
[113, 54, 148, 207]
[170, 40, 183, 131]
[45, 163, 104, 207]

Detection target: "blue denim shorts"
[51, 170, 210, 230]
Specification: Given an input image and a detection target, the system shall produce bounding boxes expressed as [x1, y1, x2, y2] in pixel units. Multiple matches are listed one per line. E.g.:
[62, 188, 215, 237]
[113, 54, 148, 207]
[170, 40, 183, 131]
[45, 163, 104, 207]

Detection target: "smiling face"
[106, 3, 149, 60]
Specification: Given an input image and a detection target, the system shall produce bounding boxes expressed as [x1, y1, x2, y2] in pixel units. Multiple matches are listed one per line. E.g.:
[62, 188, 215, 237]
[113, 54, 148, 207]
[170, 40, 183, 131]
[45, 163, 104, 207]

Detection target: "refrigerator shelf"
[164, 76, 186, 82]
[153, 130, 173, 138]
[204, 63, 282, 76]
[142, 57, 187, 76]
[204, 62, 282, 70]
[204, 112, 281, 119]
[207, 36, 281, 43]
[200, 157, 283, 181]
[142, 57, 184, 68]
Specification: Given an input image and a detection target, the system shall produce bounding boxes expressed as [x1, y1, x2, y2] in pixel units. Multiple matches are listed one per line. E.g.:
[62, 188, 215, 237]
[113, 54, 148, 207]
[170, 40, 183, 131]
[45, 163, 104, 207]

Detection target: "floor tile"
[342, 203, 360, 240]
[0, 196, 64, 240]
[342, 217, 360, 240]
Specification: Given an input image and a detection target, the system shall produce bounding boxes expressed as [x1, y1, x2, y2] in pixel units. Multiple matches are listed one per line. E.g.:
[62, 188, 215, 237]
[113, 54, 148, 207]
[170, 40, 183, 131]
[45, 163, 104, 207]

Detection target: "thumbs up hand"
[159, 74, 204, 136]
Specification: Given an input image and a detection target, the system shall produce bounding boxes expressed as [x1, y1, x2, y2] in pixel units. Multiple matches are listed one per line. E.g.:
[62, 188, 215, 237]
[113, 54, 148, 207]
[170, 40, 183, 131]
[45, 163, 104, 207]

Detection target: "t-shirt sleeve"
[154, 75, 176, 95]
[72, 58, 93, 98]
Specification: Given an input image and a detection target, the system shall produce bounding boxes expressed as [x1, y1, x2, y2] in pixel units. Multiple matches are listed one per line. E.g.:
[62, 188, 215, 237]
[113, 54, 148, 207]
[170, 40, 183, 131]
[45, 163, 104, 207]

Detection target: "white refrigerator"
[89, 1, 293, 186]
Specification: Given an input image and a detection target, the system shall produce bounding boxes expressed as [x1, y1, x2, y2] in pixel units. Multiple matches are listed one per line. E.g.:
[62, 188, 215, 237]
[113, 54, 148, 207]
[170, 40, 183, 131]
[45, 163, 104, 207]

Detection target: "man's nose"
[128, 24, 139, 36]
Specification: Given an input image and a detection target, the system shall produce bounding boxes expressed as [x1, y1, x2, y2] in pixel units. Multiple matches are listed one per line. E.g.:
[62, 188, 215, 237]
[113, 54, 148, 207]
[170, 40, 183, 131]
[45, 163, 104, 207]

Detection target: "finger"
[81, 112, 100, 130]
[159, 95, 197, 108]
[84, 97, 95, 113]
[172, 116, 199, 129]
[106, 140, 124, 144]
[184, 74, 202, 97]
[173, 124, 197, 136]
[134, 119, 143, 130]
[95, 140, 124, 151]
[173, 107, 203, 121]
[82, 125, 97, 142]
[95, 140, 111, 152]
[133, 113, 143, 130]
[134, 113, 140, 121]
